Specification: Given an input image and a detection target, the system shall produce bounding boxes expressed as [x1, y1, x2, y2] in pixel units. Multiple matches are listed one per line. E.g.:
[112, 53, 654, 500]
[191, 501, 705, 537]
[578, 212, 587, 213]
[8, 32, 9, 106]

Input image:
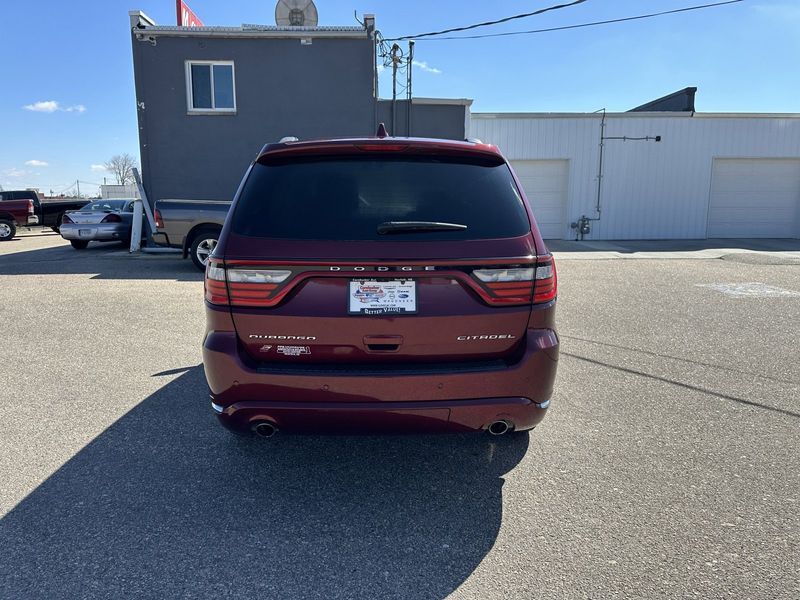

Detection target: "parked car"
[0, 197, 39, 241]
[203, 132, 559, 437]
[153, 199, 229, 270]
[0, 190, 85, 232]
[60, 199, 139, 249]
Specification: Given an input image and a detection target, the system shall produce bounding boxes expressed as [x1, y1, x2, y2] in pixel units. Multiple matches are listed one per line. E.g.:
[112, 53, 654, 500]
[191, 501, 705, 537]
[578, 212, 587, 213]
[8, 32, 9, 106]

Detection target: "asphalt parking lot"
[1, 232, 798, 599]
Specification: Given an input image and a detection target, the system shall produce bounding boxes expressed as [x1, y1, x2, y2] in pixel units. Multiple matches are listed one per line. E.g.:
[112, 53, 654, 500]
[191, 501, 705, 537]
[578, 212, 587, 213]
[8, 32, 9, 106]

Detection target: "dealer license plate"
[348, 280, 417, 315]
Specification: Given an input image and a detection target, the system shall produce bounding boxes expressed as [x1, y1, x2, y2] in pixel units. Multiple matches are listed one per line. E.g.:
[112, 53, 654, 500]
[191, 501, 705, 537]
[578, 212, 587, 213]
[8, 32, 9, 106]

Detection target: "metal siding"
[472, 114, 800, 239]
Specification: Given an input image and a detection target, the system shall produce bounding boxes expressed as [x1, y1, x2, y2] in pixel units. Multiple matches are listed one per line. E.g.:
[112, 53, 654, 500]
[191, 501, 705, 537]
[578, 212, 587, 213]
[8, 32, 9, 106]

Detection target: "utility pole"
[407, 40, 415, 137]
[390, 43, 401, 136]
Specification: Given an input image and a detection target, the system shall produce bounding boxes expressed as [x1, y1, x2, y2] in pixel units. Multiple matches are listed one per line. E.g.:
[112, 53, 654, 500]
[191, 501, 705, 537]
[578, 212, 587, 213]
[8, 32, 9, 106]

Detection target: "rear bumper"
[203, 328, 558, 434]
[27, 216, 39, 226]
[60, 223, 128, 241]
[213, 397, 550, 434]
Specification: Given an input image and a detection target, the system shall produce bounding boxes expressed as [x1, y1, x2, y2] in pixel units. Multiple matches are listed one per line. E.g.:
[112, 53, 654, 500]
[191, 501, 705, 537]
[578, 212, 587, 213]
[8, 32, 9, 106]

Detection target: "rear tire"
[189, 227, 220, 271]
[70, 240, 89, 250]
[0, 220, 16, 241]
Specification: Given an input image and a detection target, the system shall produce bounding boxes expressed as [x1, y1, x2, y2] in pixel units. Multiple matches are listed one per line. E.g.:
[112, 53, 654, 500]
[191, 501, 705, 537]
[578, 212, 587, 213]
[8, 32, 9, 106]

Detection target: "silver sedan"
[60, 199, 139, 250]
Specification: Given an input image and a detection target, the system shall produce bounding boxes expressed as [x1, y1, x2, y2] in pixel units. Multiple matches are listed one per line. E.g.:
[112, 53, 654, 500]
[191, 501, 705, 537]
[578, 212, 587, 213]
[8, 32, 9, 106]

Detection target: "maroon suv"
[203, 133, 558, 437]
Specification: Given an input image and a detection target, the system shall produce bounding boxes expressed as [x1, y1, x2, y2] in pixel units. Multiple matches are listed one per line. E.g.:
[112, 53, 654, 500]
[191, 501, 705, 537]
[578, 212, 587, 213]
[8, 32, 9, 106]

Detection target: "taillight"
[205, 259, 229, 305]
[28, 200, 34, 214]
[533, 256, 557, 304]
[204, 262, 292, 307]
[101, 213, 122, 223]
[471, 257, 557, 306]
[154, 209, 163, 229]
[62, 214, 74, 224]
[473, 268, 534, 283]
[472, 267, 534, 305]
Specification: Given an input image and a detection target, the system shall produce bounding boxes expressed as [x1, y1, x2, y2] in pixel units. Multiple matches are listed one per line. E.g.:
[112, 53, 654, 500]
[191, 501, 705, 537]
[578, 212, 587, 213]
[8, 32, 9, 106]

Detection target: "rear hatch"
[213, 146, 540, 366]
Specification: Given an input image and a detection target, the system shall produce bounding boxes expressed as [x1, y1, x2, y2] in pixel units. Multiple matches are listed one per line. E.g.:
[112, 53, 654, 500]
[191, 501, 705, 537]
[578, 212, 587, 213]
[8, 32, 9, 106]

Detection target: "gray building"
[128, 11, 470, 204]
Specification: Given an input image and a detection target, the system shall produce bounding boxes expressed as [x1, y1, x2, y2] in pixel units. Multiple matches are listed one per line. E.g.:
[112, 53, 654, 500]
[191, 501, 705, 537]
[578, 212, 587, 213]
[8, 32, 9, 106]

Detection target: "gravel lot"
[1, 232, 798, 599]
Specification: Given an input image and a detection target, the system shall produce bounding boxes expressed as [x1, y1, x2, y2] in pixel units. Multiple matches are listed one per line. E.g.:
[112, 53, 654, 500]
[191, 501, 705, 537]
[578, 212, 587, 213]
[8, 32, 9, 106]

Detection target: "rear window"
[231, 155, 530, 241]
[80, 200, 128, 211]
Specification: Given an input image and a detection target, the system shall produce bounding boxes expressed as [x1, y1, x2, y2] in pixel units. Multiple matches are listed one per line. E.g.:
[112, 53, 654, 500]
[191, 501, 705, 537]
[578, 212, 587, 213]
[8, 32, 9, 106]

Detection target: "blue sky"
[1, 0, 798, 195]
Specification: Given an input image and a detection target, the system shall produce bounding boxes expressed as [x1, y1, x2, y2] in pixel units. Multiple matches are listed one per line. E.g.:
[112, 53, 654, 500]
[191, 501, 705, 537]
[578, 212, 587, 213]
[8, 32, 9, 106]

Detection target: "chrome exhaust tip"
[252, 421, 278, 438]
[487, 420, 512, 436]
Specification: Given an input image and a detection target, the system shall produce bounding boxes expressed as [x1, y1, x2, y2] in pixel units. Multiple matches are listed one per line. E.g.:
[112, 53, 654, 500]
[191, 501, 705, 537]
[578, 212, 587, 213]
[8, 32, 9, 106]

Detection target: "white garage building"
[470, 112, 800, 240]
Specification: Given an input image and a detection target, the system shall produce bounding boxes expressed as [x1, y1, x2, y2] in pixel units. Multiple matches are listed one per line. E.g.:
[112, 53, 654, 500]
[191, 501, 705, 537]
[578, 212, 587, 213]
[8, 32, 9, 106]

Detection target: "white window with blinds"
[185, 61, 236, 114]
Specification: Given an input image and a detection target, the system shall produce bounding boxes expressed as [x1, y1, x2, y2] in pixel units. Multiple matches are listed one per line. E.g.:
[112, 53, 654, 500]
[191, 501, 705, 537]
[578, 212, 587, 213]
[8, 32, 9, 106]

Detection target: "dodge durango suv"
[203, 132, 559, 437]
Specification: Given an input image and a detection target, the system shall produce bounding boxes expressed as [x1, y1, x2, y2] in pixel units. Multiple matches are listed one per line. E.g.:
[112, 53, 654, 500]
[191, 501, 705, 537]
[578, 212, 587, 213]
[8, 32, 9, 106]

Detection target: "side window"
[186, 61, 235, 112]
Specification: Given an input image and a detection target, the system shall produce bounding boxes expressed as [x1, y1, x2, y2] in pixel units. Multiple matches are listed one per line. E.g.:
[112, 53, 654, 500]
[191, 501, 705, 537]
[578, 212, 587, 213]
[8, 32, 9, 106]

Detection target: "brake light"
[471, 257, 557, 306]
[27, 200, 34, 214]
[533, 256, 557, 304]
[154, 208, 163, 229]
[472, 267, 534, 305]
[62, 214, 74, 224]
[204, 262, 292, 307]
[355, 144, 409, 152]
[101, 213, 122, 223]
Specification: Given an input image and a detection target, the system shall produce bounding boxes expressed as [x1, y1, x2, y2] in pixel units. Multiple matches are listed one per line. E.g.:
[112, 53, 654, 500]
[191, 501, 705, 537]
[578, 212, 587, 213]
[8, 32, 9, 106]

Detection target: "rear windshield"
[231, 155, 530, 241]
[80, 200, 128, 211]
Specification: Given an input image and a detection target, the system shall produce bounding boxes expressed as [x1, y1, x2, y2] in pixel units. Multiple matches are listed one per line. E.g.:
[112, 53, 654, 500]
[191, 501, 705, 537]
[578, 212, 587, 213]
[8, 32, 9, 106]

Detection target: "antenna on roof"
[275, 0, 318, 27]
[376, 123, 389, 138]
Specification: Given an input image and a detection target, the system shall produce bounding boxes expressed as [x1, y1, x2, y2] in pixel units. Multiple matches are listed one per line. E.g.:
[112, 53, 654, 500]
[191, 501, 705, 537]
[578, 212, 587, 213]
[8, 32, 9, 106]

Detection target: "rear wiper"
[377, 221, 468, 235]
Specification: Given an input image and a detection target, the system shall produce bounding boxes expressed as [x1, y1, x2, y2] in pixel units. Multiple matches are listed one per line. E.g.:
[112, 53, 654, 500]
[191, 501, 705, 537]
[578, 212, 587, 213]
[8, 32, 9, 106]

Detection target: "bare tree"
[104, 153, 138, 185]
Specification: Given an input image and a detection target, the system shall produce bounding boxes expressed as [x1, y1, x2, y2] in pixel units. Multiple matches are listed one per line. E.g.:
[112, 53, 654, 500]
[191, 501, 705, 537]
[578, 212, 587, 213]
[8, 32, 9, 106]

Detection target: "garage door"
[511, 160, 568, 239]
[708, 159, 800, 238]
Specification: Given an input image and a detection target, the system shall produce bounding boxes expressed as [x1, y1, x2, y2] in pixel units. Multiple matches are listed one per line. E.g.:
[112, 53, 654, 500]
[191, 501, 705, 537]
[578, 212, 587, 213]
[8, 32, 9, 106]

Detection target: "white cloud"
[412, 60, 442, 75]
[90, 164, 106, 172]
[25, 160, 48, 167]
[23, 100, 86, 113]
[3, 168, 28, 178]
[24, 100, 59, 113]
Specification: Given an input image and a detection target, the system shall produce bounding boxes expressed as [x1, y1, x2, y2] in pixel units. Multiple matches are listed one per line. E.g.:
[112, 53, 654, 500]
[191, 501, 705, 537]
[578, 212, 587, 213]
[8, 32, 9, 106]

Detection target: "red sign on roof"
[177, 0, 203, 27]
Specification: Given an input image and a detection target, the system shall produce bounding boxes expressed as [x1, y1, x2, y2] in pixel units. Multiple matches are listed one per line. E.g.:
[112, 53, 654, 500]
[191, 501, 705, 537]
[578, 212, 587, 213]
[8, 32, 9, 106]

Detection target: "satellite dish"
[275, 0, 318, 27]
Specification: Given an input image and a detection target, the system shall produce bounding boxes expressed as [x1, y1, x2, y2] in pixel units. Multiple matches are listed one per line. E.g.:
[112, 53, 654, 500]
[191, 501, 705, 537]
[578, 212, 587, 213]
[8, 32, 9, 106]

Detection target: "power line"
[412, 0, 744, 41]
[386, 0, 589, 41]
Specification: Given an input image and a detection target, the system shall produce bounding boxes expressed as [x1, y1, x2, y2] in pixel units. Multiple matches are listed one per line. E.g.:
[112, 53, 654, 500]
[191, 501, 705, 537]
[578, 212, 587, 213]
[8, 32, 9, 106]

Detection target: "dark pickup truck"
[0, 190, 86, 233]
[0, 197, 39, 241]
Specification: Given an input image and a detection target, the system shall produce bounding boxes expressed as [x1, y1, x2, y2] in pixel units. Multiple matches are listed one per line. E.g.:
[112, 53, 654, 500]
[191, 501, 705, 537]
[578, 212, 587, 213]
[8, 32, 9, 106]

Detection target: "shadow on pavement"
[0, 242, 200, 281]
[0, 367, 528, 599]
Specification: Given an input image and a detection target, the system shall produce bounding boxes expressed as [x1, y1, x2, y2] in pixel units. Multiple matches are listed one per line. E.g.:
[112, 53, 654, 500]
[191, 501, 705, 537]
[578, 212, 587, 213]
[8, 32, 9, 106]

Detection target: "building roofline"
[629, 86, 697, 112]
[412, 97, 474, 107]
[471, 112, 800, 119]
[130, 21, 368, 40]
[129, 10, 156, 28]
